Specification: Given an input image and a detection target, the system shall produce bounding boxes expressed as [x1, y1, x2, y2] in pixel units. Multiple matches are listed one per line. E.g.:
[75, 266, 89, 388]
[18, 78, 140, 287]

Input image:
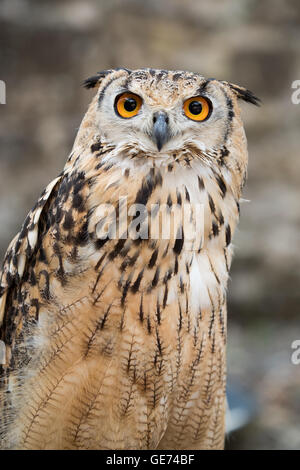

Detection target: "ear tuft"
[228, 83, 261, 106]
[82, 70, 114, 90]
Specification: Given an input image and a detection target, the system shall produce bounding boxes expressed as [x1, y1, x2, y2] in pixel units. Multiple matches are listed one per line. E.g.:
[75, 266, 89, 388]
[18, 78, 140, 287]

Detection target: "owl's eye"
[115, 92, 143, 118]
[183, 96, 211, 121]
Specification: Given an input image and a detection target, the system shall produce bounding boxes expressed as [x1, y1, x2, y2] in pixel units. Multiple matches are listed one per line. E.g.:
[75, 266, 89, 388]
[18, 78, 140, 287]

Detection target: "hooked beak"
[152, 111, 170, 151]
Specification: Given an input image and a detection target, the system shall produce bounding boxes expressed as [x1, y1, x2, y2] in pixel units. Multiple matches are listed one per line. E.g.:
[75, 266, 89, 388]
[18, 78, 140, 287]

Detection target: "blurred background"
[0, 0, 299, 449]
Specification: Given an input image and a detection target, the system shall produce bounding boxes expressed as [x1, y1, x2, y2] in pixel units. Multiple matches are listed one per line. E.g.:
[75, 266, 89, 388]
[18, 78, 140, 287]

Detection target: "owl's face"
[84, 69, 259, 161]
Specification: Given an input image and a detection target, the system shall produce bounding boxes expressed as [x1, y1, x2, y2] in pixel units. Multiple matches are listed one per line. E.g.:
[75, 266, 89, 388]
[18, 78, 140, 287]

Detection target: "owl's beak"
[152, 111, 170, 151]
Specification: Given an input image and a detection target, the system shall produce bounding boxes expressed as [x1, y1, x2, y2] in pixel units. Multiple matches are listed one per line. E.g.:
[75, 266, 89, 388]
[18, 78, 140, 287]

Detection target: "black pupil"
[124, 97, 137, 112]
[189, 100, 202, 115]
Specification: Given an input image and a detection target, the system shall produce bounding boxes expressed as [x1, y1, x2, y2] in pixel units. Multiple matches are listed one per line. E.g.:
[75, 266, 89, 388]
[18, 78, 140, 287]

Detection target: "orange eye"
[183, 96, 211, 121]
[115, 92, 142, 118]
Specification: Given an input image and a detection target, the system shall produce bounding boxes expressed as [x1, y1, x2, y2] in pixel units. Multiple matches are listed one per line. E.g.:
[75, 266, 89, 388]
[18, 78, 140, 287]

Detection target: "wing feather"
[0, 175, 62, 328]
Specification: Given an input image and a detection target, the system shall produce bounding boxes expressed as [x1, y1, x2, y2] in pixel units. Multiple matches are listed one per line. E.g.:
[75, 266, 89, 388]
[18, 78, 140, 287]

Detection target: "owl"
[0, 68, 259, 450]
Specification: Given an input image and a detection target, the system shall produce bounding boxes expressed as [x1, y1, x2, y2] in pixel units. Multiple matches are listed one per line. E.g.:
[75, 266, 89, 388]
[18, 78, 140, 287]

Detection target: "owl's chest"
[85, 159, 230, 312]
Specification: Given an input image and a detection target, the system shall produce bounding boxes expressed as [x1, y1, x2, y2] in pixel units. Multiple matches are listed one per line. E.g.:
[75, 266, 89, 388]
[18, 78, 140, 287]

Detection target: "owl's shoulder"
[0, 175, 63, 330]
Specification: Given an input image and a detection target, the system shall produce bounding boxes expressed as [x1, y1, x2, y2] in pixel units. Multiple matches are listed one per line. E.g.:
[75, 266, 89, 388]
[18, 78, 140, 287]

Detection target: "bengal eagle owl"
[0, 68, 259, 450]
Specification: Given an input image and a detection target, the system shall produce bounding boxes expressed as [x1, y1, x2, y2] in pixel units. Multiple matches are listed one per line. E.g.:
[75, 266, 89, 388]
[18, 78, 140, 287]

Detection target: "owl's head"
[80, 68, 259, 163]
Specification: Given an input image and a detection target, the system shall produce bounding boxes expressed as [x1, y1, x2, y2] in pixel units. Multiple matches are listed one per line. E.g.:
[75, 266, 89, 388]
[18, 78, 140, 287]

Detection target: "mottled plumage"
[0, 68, 258, 449]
